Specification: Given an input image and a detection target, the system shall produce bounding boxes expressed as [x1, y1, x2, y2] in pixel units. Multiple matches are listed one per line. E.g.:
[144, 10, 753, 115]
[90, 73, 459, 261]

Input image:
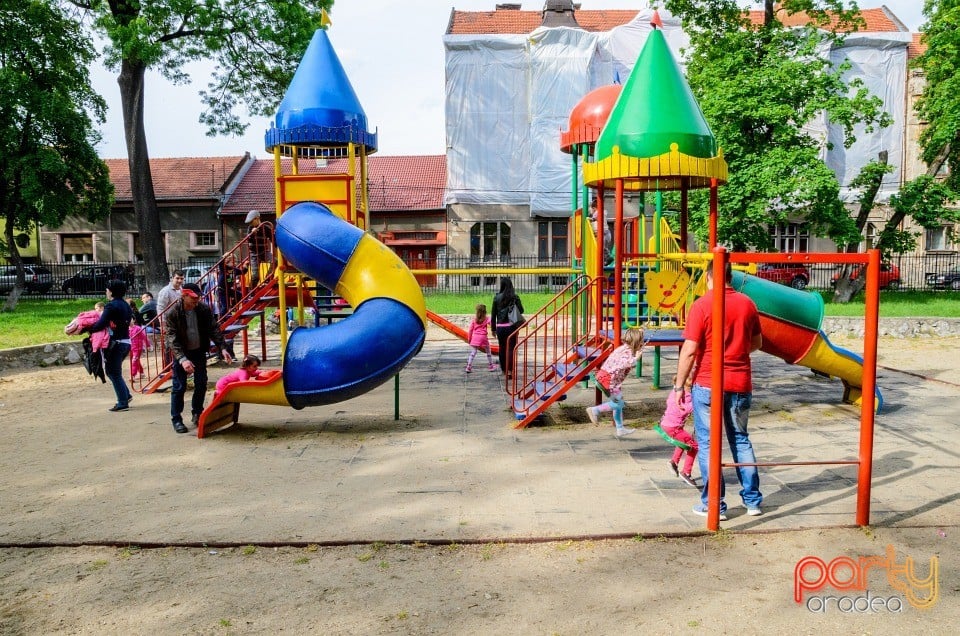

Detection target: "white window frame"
[189, 230, 219, 251]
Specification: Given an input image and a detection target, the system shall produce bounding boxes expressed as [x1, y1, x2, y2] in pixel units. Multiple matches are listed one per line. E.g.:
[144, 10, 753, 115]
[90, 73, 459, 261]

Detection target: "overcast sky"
[90, 1, 926, 160]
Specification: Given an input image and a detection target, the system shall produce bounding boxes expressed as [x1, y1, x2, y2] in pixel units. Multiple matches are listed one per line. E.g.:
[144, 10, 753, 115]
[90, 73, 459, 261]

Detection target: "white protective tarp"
[443, 9, 907, 214]
[827, 32, 910, 202]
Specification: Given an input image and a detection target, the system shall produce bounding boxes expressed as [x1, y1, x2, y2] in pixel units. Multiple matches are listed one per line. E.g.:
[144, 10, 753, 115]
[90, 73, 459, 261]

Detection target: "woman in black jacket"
[84, 280, 135, 412]
[491, 277, 524, 382]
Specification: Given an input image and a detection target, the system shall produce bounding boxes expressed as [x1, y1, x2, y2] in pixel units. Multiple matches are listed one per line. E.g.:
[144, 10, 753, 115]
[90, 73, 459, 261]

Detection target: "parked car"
[925, 265, 960, 290]
[182, 265, 211, 285]
[755, 263, 810, 290]
[61, 264, 135, 294]
[831, 263, 901, 290]
[0, 265, 54, 294]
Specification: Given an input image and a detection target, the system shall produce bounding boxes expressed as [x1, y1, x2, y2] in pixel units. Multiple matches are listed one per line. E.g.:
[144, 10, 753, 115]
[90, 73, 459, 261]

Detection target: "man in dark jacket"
[164, 283, 233, 434]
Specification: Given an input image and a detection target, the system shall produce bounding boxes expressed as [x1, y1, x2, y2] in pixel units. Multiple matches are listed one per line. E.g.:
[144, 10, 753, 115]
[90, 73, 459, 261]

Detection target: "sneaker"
[108, 404, 129, 412]
[746, 506, 763, 516]
[615, 426, 637, 438]
[172, 420, 188, 434]
[465, 366, 472, 373]
[585, 407, 599, 425]
[691, 504, 727, 521]
[488, 364, 497, 372]
[679, 473, 698, 488]
[669, 460, 679, 477]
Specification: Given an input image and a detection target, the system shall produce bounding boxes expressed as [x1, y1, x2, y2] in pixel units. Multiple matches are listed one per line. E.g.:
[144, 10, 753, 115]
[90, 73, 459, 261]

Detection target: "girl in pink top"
[128, 324, 152, 379]
[586, 328, 645, 437]
[465, 303, 496, 373]
[661, 375, 698, 487]
[215, 354, 262, 395]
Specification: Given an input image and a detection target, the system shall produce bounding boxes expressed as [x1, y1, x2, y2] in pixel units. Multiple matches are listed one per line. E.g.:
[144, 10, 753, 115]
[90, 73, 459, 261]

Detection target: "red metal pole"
[708, 179, 718, 248]
[613, 180, 624, 346]
[856, 249, 881, 525]
[680, 186, 688, 252]
[707, 247, 727, 530]
[595, 184, 605, 338]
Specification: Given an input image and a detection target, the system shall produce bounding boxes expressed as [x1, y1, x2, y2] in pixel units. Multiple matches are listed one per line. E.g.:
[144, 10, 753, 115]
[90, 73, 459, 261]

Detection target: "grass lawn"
[1, 290, 957, 349]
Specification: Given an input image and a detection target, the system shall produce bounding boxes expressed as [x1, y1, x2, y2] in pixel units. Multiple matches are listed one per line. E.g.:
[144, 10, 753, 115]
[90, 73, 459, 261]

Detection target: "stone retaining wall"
[2, 318, 959, 374]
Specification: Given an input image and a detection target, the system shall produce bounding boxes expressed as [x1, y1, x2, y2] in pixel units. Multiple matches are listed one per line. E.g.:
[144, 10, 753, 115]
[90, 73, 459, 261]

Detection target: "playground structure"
[127, 11, 883, 528]
[503, 12, 882, 529]
[134, 27, 426, 437]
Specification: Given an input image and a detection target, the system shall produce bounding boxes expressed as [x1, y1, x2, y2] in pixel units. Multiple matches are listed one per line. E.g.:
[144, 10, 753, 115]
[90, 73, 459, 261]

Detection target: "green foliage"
[664, 0, 890, 250]
[74, 0, 333, 137]
[913, 0, 960, 188]
[0, 1, 113, 288]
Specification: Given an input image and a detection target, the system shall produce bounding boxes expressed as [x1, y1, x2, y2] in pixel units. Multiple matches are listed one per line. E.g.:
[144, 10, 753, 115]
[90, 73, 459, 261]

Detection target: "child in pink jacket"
[661, 375, 698, 487]
[215, 355, 263, 395]
[465, 303, 496, 373]
[65, 302, 111, 351]
[586, 328, 645, 437]
[128, 324, 152, 379]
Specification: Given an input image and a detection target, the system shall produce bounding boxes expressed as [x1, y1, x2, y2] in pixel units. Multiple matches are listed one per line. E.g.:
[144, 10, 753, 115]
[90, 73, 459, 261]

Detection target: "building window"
[131, 233, 143, 262]
[190, 231, 219, 250]
[769, 223, 809, 252]
[61, 234, 93, 262]
[925, 226, 955, 252]
[537, 220, 569, 261]
[470, 222, 510, 261]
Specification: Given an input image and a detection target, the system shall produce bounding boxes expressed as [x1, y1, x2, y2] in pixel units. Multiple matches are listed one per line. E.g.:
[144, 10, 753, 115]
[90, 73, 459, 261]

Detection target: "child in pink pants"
[661, 376, 698, 487]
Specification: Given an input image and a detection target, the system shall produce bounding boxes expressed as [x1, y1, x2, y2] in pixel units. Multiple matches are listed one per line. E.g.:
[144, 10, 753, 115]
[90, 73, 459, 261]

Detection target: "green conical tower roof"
[584, 12, 726, 191]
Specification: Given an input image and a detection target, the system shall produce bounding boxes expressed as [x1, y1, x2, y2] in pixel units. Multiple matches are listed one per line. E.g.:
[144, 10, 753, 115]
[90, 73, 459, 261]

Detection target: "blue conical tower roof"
[265, 29, 377, 153]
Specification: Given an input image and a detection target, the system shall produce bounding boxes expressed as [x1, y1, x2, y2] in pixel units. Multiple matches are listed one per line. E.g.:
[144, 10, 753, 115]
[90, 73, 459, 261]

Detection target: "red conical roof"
[560, 84, 622, 153]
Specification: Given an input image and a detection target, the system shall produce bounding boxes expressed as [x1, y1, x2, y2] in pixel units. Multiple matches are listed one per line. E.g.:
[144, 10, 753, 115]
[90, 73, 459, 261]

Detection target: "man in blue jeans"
[164, 283, 233, 434]
[674, 262, 763, 520]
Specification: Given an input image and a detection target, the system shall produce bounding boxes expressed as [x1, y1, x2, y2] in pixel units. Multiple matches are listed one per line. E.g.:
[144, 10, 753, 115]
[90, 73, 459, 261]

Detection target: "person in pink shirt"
[64, 302, 111, 351]
[586, 328, 645, 437]
[465, 303, 496, 373]
[661, 375, 698, 487]
[128, 323, 152, 379]
[215, 355, 263, 395]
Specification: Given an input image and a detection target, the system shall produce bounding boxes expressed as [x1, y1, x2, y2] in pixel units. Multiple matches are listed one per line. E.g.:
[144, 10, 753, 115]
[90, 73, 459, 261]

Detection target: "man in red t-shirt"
[675, 261, 763, 520]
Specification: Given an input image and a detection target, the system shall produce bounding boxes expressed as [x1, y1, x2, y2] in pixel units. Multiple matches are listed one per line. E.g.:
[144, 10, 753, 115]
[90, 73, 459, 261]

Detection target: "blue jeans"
[604, 390, 625, 428]
[104, 342, 132, 407]
[691, 384, 762, 512]
[170, 348, 208, 424]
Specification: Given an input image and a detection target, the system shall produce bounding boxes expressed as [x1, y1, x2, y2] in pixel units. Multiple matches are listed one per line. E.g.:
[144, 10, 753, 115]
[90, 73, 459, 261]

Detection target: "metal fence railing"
[4, 253, 960, 299]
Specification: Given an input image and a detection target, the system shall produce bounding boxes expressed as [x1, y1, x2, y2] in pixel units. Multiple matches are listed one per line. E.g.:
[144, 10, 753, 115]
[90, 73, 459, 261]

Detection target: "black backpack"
[81, 337, 106, 384]
[497, 297, 516, 324]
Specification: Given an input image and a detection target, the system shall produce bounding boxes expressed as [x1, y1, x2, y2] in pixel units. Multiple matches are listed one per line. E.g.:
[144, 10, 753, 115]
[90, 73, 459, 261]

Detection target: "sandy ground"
[0, 332, 957, 635]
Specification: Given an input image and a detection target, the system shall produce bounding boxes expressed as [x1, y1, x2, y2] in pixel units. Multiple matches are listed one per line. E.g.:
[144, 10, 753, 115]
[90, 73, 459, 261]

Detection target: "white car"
[182, 265, 211, 285]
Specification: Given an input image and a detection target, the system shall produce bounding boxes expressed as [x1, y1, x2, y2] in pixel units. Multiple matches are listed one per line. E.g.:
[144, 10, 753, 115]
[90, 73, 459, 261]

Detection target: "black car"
[61, 264, 135, 294]
[926, 265, 960, 290]
[0, 265, 54, 294]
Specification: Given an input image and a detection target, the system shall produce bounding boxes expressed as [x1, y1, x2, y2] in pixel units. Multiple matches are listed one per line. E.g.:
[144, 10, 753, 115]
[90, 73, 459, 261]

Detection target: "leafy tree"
[663, 0, 890, 251]
[913, 0, 960, 188]
[62, 0, 332, 293]
[832, 0, 960, 300]
[0, 0, 112, 311]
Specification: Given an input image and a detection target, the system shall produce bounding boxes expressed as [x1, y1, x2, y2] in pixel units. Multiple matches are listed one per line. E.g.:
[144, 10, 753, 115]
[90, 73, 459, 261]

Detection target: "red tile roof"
[448, 9, 637, 34]
[104, 155, 249, 201]
[221, 155, 447, 217]
[908, 33, 927, 59]
[746, 6, 903, 32]
[449, 6, 908, 35]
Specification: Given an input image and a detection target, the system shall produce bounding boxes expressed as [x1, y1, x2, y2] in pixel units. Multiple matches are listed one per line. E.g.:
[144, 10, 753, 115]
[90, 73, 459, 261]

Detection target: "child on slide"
[215, 355, 263, 395]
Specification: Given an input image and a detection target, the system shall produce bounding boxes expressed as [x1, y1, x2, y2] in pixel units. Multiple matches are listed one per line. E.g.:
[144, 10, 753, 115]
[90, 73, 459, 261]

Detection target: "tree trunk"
[833, 151, 889, 303]
[1, 215, 24, 311]
[117, 57, 169, 295]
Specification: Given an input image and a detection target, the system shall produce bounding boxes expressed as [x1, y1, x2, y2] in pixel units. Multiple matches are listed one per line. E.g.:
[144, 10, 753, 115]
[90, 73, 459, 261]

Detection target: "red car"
[756, 263, 811, 290]
[831, 263, 901, 290]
